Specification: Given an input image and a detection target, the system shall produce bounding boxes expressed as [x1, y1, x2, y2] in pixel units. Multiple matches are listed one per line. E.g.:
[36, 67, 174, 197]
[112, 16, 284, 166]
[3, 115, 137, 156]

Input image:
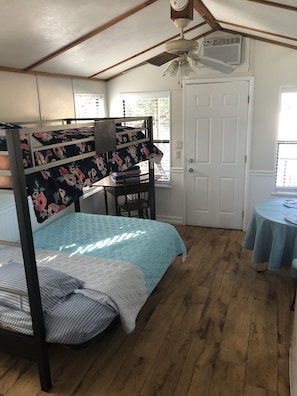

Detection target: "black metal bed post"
[5, 129, 52, 392]
[147, 116, 156, 220]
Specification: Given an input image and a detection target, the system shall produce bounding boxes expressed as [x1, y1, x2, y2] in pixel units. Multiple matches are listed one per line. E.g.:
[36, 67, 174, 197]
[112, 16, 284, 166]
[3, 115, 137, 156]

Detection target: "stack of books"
[111, 165, 141, 184]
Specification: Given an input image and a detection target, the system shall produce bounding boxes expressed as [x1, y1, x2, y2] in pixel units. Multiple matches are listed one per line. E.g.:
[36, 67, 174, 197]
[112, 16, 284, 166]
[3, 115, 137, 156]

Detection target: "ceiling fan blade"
[193, 55, 235, 74]
[146, 52, 179, 67]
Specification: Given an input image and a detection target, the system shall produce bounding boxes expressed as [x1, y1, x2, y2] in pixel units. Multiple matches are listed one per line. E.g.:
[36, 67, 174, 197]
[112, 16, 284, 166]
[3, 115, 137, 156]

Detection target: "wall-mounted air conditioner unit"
[203, 36, 242, 65]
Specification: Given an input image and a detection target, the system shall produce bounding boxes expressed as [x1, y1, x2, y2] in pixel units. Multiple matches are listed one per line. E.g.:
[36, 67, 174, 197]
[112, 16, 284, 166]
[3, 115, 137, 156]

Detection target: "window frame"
[74, 93, 105, 119]
[274, 86, 297, 194]
[120, 91, 171, 184]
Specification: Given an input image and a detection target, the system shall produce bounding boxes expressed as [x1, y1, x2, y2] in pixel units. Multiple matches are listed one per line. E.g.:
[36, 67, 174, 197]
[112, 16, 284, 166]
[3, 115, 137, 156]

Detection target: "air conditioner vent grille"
[204, 36, 241, 47]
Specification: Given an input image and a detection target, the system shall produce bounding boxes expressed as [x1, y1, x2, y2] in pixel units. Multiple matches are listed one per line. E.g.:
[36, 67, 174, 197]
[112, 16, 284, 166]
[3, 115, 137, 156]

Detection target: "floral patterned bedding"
[0, 123, 31, 168]
[0, 123, 162, 223]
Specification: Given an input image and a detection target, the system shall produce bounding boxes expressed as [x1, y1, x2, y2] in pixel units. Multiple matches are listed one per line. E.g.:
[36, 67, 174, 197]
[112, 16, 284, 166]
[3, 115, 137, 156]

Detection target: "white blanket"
[0, 246, 148, 333]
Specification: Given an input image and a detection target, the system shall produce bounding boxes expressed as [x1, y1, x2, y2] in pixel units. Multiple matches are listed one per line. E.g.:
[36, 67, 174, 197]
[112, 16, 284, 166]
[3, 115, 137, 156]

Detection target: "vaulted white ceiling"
[0, 0, 296, 81]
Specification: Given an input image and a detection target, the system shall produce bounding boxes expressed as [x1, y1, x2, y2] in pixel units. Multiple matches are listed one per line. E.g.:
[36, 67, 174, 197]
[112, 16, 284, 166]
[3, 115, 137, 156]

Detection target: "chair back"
[119, 173, 150, 218]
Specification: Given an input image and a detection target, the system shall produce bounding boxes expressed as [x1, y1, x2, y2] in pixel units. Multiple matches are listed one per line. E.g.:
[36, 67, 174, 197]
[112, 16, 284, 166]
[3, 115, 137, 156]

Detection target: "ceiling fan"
[147, 0, 235, 85]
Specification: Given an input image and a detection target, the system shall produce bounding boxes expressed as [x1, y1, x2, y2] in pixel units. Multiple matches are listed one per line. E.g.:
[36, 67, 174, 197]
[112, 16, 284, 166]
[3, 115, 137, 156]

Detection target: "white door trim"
[182, 76, 254, 229]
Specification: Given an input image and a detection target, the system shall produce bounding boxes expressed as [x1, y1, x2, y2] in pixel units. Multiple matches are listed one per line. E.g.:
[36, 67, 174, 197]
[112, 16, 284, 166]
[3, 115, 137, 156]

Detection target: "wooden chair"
[118, 173, 150, 218]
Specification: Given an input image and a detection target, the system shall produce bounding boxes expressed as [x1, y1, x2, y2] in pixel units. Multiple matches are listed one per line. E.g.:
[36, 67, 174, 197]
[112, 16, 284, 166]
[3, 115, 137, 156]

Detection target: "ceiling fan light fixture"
[180, 60, 194, 77]
[163, 60, 179, 77]
[163, 55, 195, 87]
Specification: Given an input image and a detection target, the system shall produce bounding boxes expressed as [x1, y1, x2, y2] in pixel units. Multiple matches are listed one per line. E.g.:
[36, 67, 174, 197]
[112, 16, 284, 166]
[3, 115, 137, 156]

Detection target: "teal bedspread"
[33, 213, 187, 294]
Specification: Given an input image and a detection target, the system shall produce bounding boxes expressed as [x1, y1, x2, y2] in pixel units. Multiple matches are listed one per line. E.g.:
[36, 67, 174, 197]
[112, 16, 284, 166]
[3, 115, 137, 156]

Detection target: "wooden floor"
[0, 226, 295, 396]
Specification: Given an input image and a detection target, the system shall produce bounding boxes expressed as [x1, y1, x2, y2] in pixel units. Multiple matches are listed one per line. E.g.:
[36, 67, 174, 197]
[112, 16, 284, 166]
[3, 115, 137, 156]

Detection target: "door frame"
[182, 76, 254, 230]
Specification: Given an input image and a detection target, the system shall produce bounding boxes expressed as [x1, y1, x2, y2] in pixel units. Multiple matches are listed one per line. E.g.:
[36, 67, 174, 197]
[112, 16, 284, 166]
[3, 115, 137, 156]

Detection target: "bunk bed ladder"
[4, 129, 52, 391]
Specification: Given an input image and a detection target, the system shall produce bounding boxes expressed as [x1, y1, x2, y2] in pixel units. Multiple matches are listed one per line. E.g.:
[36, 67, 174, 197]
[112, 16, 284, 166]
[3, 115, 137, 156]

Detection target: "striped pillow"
[0, 261, 83, 314]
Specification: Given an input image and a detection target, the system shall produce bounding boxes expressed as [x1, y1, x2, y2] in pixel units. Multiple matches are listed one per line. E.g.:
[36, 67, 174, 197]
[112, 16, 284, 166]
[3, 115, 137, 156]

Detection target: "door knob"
[188, 168, 194, 173]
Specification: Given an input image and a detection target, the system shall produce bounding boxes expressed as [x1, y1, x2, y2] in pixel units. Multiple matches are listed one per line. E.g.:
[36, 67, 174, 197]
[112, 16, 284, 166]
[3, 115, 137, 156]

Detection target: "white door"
[185, 80, 250, 229]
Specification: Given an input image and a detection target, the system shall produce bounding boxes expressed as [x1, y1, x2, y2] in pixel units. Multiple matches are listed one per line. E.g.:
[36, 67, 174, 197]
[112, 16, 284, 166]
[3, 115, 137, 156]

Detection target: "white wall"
[0, 73, 40, 122]
[251, 42, 297, 171]
[0, 73, 107, 122]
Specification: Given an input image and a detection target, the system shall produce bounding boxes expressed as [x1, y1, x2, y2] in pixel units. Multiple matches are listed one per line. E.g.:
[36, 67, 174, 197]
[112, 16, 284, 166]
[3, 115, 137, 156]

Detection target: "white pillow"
[0, 261, 83, 314]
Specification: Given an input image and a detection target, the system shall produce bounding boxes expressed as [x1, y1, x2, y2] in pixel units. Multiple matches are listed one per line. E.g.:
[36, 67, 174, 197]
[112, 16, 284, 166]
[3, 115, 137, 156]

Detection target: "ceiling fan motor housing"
[165, 38, 198, 55]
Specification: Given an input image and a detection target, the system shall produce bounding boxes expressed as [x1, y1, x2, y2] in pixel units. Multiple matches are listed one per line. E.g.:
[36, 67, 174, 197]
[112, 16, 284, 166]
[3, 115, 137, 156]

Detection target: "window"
[74, 94, 104, 119]
[121, 92, 170, 182]
[275, 88, 297, 192]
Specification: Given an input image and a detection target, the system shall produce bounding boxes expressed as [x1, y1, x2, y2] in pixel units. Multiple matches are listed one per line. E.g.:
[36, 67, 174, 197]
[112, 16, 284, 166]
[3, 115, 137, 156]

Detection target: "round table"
[242, 198, 297, 273]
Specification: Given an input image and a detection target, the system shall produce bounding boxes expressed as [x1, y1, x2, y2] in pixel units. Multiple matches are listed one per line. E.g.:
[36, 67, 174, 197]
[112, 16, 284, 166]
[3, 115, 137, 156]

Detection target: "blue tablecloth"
[242, 198, 297, 275]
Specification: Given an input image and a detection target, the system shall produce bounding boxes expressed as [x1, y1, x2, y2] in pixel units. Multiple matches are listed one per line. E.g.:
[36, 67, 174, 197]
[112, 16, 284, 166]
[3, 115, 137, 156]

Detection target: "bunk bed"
[0, 117, 187, 392]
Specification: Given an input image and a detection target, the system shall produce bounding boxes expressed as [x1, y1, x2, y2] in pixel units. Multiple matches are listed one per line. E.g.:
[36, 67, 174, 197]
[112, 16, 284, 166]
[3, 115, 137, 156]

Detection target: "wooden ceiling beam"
[223, 27, 297, 51]
[248, 0, 297, 12]
[193, 0, 221, 30]
[217, 20, 297, 44]
[0, 65, 104, 81]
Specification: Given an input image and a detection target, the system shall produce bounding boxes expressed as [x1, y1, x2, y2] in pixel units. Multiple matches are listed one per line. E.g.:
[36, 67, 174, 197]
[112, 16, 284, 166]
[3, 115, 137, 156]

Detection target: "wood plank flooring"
[0, 226, 295, 395]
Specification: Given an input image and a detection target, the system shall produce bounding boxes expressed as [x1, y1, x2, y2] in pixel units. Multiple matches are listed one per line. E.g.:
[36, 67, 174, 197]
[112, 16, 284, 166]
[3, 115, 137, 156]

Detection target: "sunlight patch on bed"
[37, 254, 59, 264]
[68, 230, 147, 255]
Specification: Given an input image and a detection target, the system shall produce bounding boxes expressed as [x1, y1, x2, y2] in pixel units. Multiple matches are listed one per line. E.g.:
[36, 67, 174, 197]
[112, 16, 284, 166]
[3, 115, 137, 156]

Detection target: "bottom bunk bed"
[0, 212, 187, 389]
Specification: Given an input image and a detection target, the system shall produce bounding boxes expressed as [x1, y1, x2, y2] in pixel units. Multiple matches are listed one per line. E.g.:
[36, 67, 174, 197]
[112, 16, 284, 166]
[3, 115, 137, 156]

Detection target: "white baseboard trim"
[249, 170, 274, 176]
[156, 215, 184, 225]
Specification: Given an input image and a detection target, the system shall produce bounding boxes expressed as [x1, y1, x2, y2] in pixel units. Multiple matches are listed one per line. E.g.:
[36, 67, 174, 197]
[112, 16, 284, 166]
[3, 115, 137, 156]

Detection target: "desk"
[96, 175, 155, 219]
[242, 198, 297, 273]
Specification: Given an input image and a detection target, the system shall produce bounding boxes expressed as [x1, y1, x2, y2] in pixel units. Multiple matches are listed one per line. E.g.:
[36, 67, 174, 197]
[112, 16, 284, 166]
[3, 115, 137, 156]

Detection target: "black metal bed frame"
[0, 116, 154, 391]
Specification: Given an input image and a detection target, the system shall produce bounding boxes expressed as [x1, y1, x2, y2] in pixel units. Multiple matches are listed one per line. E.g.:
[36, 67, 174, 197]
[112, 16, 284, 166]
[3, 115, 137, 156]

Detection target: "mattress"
[0, 292, 118, 345]
[33, 213, 187, 294]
